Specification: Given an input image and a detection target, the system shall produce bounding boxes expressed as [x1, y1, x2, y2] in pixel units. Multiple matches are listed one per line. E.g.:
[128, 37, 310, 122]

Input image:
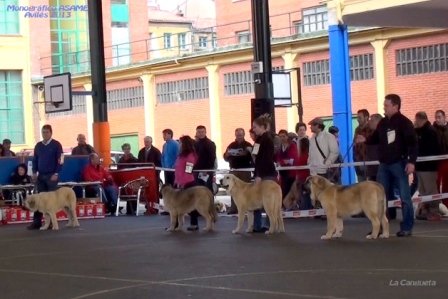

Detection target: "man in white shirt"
[307, 117, 340, 179]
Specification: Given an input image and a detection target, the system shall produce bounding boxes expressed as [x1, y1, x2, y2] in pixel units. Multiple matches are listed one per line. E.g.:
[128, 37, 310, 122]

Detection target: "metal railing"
[38, 10, 323, 76]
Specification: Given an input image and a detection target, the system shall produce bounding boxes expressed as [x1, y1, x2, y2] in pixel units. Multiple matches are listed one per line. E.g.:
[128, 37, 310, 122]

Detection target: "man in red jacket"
[83, 153, 120, 215]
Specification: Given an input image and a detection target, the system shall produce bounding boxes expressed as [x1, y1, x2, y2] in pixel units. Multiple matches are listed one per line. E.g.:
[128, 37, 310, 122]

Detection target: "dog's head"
[158, 184, 173, 199]
[215, 201, 227, 213]
[24, 195, 38, 212]
[220, 174, 237, 193]
[304, 175, 331, 206]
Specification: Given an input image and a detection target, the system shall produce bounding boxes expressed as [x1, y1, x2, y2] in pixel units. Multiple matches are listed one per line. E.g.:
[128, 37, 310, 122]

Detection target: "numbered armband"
[185, 162, 194, 174]
[252, 143, 260, 155]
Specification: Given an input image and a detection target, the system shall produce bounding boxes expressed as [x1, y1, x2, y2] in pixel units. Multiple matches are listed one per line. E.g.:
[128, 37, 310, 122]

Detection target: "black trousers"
[164, 171, 175, 186]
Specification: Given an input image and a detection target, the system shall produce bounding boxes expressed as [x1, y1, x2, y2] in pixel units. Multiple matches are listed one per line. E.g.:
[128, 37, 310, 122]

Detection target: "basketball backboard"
[273, 71, 292, 107]
[43, 72, 73, 114]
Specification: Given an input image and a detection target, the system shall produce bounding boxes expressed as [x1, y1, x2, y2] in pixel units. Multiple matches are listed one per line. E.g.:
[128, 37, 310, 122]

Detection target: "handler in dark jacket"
[356, 94, 417, 237]
[188, 125, 217, 231]
[252, 114, 278, 233]
[223, 128, 253, 214]
[414, 112, 442, 221]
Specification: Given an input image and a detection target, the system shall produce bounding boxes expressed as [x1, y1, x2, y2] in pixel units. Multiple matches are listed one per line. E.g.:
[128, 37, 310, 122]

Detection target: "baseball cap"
[308, 117, 324, 126]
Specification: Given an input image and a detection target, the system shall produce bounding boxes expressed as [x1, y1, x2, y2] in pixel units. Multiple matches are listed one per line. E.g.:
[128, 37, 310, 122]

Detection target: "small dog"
[159, 184, 218, 232]
[214, 200, 227, 213]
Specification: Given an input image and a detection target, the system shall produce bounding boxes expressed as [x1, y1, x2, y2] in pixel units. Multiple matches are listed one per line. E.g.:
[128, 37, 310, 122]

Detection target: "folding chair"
[115, 177, 149, 216]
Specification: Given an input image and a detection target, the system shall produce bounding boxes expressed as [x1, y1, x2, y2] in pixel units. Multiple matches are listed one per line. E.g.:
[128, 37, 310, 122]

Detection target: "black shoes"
[253, 227, 269, 233]
[187, 225, 199, 231]
[396, 230, 412, 237]
[26, 224, 41, 230]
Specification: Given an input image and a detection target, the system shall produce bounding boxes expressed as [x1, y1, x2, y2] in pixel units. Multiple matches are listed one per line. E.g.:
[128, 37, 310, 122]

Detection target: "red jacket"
[296, 150, 310, 182]
[276, 143, 300, 178]
[83, 164, 115, 187]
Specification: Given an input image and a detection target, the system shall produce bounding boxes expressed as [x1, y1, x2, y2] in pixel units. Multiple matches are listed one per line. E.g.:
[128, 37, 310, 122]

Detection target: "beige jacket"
[308, 131, 340, 175]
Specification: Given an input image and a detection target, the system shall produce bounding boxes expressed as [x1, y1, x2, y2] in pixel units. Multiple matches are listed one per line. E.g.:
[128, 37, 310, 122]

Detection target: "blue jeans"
[94, 185, 118, 207]
[254, 176, 277, 230]
[377, 160, 414, 232]
[33, 174, 59, 226]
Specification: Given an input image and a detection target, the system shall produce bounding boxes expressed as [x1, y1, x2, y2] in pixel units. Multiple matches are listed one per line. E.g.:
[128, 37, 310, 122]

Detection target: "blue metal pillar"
[328, 24, 356, 185]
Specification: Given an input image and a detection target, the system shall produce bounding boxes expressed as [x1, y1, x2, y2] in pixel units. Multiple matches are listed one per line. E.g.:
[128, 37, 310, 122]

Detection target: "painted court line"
[146, 282, 351, 299]
[0, 268, 150, 284]
[70, 283, 152, 299]
[0, 241, 160, 261]
[0, 226, 166, 243]
[1, 267, 446, 299]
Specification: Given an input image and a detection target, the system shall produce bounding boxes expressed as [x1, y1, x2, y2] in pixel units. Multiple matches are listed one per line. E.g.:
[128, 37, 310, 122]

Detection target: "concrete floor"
[0, 214, 447, 299]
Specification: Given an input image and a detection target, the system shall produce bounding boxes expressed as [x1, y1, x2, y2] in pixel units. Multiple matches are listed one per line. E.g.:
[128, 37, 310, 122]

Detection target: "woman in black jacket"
[252, 114, 278, 233]
[9, 163, 32, 206]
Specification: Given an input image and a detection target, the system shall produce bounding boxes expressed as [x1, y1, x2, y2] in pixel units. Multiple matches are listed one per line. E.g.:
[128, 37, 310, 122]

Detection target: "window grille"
[396, 43, 448, 76]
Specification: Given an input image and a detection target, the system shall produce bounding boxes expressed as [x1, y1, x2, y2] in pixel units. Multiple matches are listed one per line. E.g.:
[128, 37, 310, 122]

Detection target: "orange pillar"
[93, 122, 112, 167]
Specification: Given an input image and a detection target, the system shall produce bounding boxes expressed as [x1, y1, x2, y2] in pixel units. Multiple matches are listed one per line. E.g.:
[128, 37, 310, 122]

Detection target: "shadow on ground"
[0, 214, 447, 299]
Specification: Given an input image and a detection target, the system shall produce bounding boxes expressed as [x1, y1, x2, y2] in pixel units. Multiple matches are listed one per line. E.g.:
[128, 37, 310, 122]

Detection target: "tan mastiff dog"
[24, 187, 80, 231]
[159, 185, 217, 232]
[303, 175, 389, 240]
[220, 174, 285, 235]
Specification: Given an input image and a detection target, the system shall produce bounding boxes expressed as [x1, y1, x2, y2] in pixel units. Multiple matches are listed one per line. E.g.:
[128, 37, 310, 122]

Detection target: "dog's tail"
[208, 190, 218, 223]
[67, 188, 77, 207]
[378, 186, 387, 220]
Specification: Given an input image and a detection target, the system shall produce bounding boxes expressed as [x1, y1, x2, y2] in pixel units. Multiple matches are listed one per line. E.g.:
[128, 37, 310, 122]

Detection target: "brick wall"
[44, 80, 146, 149]
[153, 68, 210, 148]
[29, 0, 149, 74]
[299, 44, 378, 126]
[106, 79, 146, 148]
[44, 86, 88, 148]
[29, 0, 51, 76]
[102, 0, 113, 68]
[386, 32, 448, 121]
[129, 0, 150, 64]
[219, 57, 287, 154]
[215, 0, 322, 43]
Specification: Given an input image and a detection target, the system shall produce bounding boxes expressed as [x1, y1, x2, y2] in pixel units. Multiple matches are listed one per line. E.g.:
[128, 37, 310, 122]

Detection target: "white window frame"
[163, 33, 172, 50]
[302, 6, 328, 33]
[178, 33, 187, 50]
[293, 21, 303, 35]
[237, 30, 250, 44]
[199, 36, 207, 48]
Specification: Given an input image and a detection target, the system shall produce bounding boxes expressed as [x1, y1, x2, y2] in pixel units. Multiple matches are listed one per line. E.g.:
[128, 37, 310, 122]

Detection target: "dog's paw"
[52, 227, 59, 231]
[366, 234, 377, 240]
[379, 233, 389, 239]
[245, 228, 253, 233]
[232, 229, 239, 234]
[332, 232, 342, 238]
[265, 230, 273, 235]
[39, 227, 47, 231]
[166, 228, 175, 232]
[174, 227, 182, 231]
[321, 235, 331, 240]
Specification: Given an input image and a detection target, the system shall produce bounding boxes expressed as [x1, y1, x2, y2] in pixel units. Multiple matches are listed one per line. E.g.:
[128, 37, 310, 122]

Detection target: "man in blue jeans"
[356, 94, 418, 237]
[28, 124, 63, 230]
